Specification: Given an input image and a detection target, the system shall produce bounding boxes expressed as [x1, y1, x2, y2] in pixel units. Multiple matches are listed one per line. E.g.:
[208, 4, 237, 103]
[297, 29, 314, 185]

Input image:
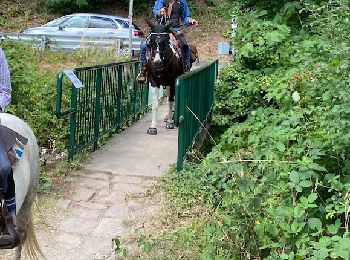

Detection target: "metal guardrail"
[56, 60, 148, 160]
[174, 60, 219, 171]
[0, 32, 143, 57]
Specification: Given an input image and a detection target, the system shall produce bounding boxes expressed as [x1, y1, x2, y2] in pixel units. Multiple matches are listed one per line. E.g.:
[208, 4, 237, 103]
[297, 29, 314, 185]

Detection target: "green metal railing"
[174, 60, 219, 171]
[56, 60, 148, 160]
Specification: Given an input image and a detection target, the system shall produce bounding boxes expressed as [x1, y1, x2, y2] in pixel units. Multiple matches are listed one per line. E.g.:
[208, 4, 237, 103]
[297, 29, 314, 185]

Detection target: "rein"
[149, 33, 178, 72]
[154, 50, 176, 72]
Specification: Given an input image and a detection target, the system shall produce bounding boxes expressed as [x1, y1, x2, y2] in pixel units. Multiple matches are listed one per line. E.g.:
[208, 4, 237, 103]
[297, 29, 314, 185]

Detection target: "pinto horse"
[145, 20, 195, 135]
[0, 113, 43, 260]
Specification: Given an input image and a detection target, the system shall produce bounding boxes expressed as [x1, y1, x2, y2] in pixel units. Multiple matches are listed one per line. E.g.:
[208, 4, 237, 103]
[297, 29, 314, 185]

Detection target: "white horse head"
[0, 113, 44, 259]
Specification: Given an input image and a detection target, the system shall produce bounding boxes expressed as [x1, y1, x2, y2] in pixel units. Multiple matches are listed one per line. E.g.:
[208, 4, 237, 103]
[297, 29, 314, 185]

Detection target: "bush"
[155, 1, 350, 259]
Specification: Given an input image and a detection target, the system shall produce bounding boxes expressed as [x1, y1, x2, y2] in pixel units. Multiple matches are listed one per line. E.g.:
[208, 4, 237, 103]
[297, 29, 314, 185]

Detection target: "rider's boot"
[0, 170, 19, 249]
[0, 192, 19, 248]
[136, 67, 147, 84]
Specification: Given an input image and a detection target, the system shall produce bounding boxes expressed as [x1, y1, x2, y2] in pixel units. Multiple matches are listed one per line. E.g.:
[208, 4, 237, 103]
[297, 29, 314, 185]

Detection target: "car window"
[115, 19, 129, 29]
[89, 17, 116, 29]
[44, 16, 69, 27]
[62, 16, 88, 28]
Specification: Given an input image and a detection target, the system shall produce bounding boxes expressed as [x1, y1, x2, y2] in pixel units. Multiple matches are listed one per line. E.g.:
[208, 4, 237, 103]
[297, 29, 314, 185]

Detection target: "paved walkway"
[0, 102, 178, 260]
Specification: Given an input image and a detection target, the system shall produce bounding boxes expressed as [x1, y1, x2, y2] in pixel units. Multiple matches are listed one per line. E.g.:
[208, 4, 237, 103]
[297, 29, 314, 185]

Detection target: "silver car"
[21, 13, 145, 55]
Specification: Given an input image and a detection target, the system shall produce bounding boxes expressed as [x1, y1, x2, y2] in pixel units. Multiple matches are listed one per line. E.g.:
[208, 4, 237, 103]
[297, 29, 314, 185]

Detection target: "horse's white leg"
[148, 86, 159, 135]
[151, 86, 159, 128]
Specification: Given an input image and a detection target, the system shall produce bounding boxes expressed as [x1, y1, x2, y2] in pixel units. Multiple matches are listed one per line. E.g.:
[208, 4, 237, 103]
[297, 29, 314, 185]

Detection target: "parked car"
[21, 13, 145, 55]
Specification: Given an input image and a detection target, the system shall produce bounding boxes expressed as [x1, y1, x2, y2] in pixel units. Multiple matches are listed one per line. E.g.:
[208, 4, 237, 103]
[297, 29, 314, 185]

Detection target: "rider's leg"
[183, 44, 191, 71]
[136, 41, 147, 83]
[0, 139, 18, 246]
[0, 139, 12, 195]
[172, 28, 191, 71]
[0, 139, 15, 215]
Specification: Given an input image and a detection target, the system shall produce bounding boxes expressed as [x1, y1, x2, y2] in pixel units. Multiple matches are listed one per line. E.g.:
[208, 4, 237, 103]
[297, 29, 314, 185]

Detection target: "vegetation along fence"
[56, 60, 148, 160]
[174, 60, 219, 171]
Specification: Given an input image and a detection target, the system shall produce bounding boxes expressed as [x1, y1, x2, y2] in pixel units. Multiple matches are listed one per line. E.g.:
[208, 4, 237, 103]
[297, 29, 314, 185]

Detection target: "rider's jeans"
[0, 139, 11, 193]
[140, 41, 147, 68]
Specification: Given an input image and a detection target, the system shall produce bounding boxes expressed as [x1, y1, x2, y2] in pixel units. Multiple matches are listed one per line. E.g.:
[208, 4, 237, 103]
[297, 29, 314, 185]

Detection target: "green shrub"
[154, 1, 350, 259]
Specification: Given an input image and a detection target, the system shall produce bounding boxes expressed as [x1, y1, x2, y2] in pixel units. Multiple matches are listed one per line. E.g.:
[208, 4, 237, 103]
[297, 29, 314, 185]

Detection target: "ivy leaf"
[308, 218, 322, 231]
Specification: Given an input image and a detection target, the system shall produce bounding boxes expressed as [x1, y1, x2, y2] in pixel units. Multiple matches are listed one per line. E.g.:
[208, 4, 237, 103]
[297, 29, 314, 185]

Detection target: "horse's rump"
[0, 114, 38, 215]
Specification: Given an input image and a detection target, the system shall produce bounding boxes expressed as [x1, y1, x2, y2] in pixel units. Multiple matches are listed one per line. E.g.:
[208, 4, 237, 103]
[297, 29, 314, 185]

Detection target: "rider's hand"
[189, 18, 198, 26]
[158, 8, 165, 17]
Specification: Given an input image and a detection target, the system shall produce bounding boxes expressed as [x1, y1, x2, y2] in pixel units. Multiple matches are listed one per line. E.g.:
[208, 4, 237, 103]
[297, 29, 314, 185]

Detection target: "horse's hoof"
[147, 128, 157, 135]
[166, 122, 175, 129]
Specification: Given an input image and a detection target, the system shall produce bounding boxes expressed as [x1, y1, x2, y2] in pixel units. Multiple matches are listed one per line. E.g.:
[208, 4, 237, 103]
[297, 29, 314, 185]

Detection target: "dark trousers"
[0, 138, 15, 206]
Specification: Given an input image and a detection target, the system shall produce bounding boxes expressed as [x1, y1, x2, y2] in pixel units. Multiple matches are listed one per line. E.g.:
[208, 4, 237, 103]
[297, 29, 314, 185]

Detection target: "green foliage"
[149, 0, 350, 259]
[45, 0, 153, 14]
[45, 0, 107, 13]
[0, 40, 117, 150]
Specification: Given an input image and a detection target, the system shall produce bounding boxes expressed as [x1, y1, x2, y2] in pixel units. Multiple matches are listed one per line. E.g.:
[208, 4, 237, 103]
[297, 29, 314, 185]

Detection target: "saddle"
[0, 124, 28, 249]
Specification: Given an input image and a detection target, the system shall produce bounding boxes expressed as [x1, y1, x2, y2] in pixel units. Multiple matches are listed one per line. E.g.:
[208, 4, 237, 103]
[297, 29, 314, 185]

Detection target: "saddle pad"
[0, 125, 28, 167]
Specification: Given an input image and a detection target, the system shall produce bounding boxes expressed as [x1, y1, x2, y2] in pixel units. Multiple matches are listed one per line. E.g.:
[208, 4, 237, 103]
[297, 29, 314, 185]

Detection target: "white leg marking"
[151, 87, 160, 128]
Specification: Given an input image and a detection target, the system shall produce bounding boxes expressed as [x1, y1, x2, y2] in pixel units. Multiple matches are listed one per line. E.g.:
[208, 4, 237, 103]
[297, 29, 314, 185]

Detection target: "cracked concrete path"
[0, 102, 177, 260]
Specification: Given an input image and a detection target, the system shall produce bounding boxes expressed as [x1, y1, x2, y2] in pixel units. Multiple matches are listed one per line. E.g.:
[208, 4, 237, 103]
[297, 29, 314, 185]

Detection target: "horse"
[144, 20, 197, 135]
[0, 113, 44, 260]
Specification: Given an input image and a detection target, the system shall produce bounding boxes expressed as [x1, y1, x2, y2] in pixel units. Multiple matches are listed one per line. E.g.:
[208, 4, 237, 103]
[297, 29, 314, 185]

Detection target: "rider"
[0, 47, 17, 246]
[136, 0, 198, 83]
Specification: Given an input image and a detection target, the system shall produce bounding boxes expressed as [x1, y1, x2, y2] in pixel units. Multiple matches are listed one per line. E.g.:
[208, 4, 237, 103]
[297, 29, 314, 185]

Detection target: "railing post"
[40, 35, 46, 52]
[132, 64, 137, 123]
[94, 68, 102, 150]
[69, 85, 78, 161]
[116, 65, 123, 130]
[176, 77, 186, 172]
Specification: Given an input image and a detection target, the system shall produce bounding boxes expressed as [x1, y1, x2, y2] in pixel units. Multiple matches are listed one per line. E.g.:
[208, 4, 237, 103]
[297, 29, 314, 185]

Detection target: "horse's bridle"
[149, 32, 177, 72]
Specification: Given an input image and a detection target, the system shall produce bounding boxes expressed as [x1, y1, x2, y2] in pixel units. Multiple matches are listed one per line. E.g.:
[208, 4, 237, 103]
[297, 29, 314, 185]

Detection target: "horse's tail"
[24, 216, 46, 260]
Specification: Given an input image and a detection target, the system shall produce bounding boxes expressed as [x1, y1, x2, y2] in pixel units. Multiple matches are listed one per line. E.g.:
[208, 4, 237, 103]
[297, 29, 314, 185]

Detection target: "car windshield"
[61, 16, 89, 28]
[44, 16, 69, 27]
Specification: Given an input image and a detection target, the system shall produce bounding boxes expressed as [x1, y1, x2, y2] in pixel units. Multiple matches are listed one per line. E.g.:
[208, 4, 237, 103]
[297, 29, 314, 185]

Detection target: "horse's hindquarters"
[0, 114, 39, 215]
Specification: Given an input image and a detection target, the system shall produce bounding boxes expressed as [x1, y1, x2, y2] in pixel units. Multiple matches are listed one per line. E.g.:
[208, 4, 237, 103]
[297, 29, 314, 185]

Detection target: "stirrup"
[0, 195, 19, 249]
